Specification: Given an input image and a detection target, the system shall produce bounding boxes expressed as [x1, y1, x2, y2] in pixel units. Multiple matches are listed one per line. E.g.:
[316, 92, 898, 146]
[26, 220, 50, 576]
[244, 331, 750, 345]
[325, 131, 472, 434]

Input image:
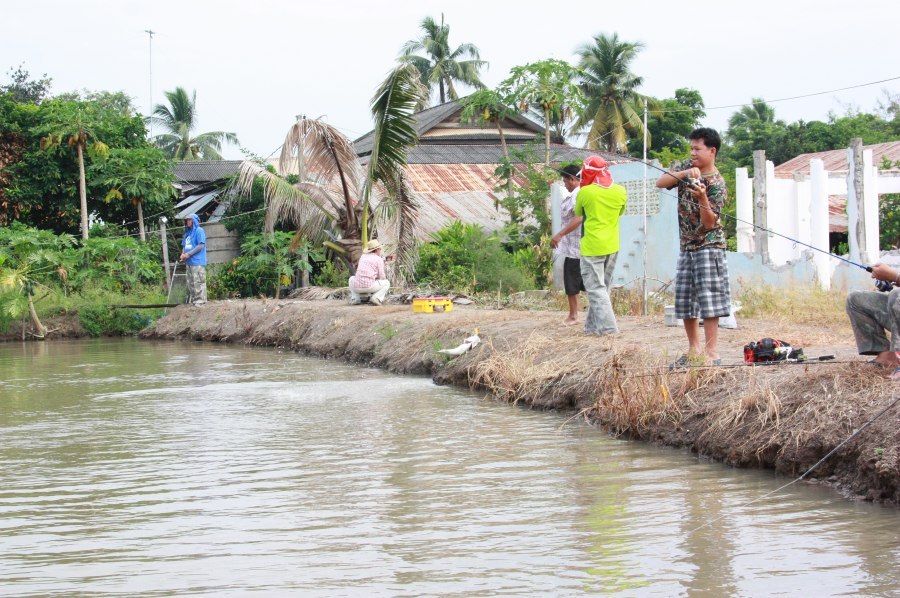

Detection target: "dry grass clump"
[469, 338, 713, 434]
[288, 286, 344, 300]
[611, 286, 669, 316]
[734, 282, 848, 326]
[469, 332, 594, 405]
[698, 363, 889, 463]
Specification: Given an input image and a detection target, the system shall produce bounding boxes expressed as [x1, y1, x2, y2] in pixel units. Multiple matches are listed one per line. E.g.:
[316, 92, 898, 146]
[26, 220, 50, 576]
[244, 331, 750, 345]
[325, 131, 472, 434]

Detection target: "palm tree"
[37, 101, 110, 240]
[399, 14, 487, 106]
[234, 64, 426, 281]
[575, 33, 650, 153]
[150, 87, 238, 160]
[727, 97, 776, 132]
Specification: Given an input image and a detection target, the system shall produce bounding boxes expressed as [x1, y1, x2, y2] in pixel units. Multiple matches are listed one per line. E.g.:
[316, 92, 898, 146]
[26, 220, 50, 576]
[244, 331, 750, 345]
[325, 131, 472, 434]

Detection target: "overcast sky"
[5, 0, 897, 160]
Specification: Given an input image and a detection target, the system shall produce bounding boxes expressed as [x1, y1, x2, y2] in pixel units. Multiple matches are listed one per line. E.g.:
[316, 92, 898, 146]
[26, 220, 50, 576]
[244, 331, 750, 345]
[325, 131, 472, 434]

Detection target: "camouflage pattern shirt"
[673, 159, 727, 252]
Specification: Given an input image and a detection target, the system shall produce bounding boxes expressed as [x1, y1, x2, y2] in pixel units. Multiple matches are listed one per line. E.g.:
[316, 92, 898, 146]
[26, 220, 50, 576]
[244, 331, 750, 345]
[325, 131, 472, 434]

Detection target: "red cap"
[580, 156, 613, 188]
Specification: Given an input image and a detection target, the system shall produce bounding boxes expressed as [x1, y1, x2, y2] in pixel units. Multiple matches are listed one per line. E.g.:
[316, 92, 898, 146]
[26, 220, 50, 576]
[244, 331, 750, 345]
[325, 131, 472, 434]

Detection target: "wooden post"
[848, 138, 869, 265]
[752, 150, 770, 264]
[159, 217, 170, 288]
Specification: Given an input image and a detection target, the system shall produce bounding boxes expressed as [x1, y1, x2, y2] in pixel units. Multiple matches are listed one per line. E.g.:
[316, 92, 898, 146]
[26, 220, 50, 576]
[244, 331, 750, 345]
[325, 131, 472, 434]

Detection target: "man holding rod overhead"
[656, 128, 730, 368]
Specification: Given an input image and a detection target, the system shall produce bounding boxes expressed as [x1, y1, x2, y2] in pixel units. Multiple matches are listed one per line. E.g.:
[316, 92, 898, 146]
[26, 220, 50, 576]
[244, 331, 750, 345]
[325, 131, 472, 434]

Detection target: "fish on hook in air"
[438, 329, 480, 357]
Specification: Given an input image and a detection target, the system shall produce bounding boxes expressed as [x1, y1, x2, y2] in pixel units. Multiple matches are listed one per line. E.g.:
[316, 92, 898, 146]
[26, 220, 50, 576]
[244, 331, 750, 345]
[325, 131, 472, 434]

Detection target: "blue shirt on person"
[181, 214, 207, 266]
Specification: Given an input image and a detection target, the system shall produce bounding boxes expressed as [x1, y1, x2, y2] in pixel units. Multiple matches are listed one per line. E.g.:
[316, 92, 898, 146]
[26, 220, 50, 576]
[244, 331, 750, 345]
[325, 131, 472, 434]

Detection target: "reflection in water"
[0, 339, 898, 596]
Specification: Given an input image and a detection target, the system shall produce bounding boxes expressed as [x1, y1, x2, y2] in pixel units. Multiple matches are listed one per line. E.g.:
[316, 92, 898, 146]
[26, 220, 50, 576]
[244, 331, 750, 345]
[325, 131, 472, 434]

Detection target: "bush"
[311, 259, 349, 288]
[70, 235, 162, 292]
[208, 232, 322, 299]
[78, 305, 153, 337]
[416, 221, 535, 293]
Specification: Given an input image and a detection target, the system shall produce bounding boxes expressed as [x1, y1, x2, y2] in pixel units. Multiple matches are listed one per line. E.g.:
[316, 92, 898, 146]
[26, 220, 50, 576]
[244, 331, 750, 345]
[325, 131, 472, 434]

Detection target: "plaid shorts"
[675, 247, 731, 319]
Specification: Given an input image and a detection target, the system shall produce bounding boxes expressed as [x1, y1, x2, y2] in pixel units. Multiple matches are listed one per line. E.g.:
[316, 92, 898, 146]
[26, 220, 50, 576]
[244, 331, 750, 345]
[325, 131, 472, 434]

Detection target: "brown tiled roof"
[774, 141, 900, 175]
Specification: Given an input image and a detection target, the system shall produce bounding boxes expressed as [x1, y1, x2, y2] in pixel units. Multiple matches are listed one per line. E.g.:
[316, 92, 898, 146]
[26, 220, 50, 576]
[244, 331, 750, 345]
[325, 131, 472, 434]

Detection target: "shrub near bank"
[0, 223, 166, 336]
[416, 222, 535, 293]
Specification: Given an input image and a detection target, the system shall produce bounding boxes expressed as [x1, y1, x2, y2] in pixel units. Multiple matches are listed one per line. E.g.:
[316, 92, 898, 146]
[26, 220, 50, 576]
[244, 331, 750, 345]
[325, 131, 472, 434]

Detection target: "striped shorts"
[674, 247, 731, 320]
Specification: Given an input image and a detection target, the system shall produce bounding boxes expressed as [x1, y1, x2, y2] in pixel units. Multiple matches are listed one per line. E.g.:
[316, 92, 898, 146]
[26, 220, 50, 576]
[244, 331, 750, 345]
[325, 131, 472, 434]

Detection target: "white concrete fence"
[735, 139, 900, 290]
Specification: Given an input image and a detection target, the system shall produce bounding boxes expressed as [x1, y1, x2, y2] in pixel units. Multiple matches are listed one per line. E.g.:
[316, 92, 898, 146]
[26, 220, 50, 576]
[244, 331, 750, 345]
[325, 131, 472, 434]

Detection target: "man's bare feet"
[563, 317, 578, 326]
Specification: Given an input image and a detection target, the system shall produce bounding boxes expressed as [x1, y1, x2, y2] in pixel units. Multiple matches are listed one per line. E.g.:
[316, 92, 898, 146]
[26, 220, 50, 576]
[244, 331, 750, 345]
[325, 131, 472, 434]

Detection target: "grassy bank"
[0, 287, 168, 341]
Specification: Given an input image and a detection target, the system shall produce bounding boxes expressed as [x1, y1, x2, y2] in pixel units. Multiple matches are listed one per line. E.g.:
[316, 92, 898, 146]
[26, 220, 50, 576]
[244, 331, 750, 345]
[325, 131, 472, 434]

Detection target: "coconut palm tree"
[575, 33, 650, 153]
[399, 14, 487, 106]
[234, 63, 426, 281]
[36, 101, 110, 240]
[150, 87, 238, 160]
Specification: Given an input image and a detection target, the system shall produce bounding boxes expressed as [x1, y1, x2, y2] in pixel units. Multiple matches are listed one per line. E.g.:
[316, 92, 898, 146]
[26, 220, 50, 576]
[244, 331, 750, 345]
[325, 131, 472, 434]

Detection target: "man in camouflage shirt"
[656, 127, 731, 367]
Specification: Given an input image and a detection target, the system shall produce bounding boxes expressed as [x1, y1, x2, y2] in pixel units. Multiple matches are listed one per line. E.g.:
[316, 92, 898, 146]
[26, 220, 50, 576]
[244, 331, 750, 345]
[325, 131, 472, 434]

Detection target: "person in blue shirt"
[179, 214, 207, 304]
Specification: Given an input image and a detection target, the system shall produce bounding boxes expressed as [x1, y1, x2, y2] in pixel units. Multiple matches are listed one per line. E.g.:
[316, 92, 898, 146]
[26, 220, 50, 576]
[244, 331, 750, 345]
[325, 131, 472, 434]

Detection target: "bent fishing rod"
[555, 154, 875, 274]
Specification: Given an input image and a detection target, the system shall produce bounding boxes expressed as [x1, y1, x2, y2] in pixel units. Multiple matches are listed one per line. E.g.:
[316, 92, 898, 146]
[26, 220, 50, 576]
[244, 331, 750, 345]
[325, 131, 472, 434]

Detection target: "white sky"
[5, 0, 898, 160]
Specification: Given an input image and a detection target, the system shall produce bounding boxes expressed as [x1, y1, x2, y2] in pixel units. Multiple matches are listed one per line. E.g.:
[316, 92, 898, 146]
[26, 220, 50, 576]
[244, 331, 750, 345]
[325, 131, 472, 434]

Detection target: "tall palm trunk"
[439, 80, 446, 104]
[77, 143, 89, 240]
[136, 199, 146, 241]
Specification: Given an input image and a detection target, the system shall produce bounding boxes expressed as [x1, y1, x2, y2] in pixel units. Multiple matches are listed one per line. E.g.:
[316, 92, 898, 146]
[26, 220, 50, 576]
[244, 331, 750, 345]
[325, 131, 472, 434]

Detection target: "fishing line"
[687, 394, 900, 534]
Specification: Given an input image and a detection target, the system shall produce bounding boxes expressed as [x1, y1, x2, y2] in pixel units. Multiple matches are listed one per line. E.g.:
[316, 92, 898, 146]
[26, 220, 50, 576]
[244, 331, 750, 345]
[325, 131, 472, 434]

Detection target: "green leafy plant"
[210, 231, 323, 299]
[416, 221, 535, 293]
[78, 305, 152, 337]
[311, 259, 349, 288]
[0, 223, 75, 336]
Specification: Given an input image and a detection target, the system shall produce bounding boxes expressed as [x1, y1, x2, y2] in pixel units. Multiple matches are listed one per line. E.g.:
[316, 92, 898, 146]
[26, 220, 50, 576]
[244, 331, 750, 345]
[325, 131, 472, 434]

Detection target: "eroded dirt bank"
[142, 298, 899, 505]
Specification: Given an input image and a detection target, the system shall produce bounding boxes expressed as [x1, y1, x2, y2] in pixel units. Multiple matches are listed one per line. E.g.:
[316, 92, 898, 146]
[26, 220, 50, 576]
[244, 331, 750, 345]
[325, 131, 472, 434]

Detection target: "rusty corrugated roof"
[775, 141, 900, 174]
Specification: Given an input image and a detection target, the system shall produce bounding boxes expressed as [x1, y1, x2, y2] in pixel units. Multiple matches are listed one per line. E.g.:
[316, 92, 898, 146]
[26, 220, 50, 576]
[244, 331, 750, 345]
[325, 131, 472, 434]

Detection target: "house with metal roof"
[172, 160, 244, 263]
[354, 98, 617, 239]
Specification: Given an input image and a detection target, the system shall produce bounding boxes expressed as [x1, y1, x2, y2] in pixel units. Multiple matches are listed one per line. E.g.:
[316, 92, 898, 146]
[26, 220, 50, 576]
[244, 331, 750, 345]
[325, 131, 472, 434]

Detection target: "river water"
[0, 339, 898, 596]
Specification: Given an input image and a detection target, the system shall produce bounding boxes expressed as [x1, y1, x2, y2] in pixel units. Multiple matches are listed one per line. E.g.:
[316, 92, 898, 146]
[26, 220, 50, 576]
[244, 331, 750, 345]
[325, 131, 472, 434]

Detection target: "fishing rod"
[553, 154, 876, 274]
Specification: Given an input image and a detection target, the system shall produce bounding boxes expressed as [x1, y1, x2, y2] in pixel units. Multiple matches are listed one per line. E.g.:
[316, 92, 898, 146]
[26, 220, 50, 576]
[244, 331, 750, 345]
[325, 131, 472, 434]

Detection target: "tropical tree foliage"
[399, 14, 486, 106]
[575, 32, 650, 153]
[0, 223, 74, 337]
[1, 64, 52, 104]
[90, 147, 177, 240]
[461, 89, 517, 195]
[499, 59, 583, 165]
[34, 101, 112, 239]
[211, 231, 324, 299]
[628, 88, 705, 163]
[150, 87, 239, 160]
[234, 63, 427, 282]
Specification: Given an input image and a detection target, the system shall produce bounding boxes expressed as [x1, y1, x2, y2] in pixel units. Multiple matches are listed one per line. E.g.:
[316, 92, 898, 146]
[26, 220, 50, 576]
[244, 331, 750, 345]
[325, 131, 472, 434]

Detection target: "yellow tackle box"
[412, 297, 453, 313]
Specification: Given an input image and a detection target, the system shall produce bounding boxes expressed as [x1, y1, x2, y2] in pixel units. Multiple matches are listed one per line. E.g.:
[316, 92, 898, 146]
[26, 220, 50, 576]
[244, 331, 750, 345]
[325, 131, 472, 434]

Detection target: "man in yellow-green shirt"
[551, 156, 627, 335]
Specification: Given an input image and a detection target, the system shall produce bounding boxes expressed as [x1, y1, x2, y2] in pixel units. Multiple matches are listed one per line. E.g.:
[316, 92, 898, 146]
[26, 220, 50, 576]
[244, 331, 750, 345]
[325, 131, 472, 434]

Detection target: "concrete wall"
[204, 223, 240, 265]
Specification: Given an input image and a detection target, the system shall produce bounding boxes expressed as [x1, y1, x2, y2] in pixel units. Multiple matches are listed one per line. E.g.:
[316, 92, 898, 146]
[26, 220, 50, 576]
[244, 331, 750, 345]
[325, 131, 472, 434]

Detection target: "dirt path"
[136, 298, 899, 506]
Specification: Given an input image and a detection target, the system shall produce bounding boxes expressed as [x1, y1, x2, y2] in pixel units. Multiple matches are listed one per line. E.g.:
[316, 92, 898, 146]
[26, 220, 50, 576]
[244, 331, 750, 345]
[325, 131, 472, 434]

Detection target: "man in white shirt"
[554, 164, 585, 325]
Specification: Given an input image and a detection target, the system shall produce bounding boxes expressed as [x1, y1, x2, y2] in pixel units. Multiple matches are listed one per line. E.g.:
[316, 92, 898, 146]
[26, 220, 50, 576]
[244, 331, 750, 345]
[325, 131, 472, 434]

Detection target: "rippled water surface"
[1, 339, 898, 596]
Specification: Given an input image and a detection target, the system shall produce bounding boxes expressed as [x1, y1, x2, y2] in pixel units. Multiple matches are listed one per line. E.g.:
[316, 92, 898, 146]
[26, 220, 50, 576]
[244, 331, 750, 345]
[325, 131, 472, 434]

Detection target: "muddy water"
[1, 339, 898, 596]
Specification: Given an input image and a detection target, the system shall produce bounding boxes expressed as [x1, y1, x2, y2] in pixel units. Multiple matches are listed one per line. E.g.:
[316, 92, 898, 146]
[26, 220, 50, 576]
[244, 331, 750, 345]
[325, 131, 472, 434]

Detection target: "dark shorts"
[675, 247, 731, 319]
[564, 257, 585, 296]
